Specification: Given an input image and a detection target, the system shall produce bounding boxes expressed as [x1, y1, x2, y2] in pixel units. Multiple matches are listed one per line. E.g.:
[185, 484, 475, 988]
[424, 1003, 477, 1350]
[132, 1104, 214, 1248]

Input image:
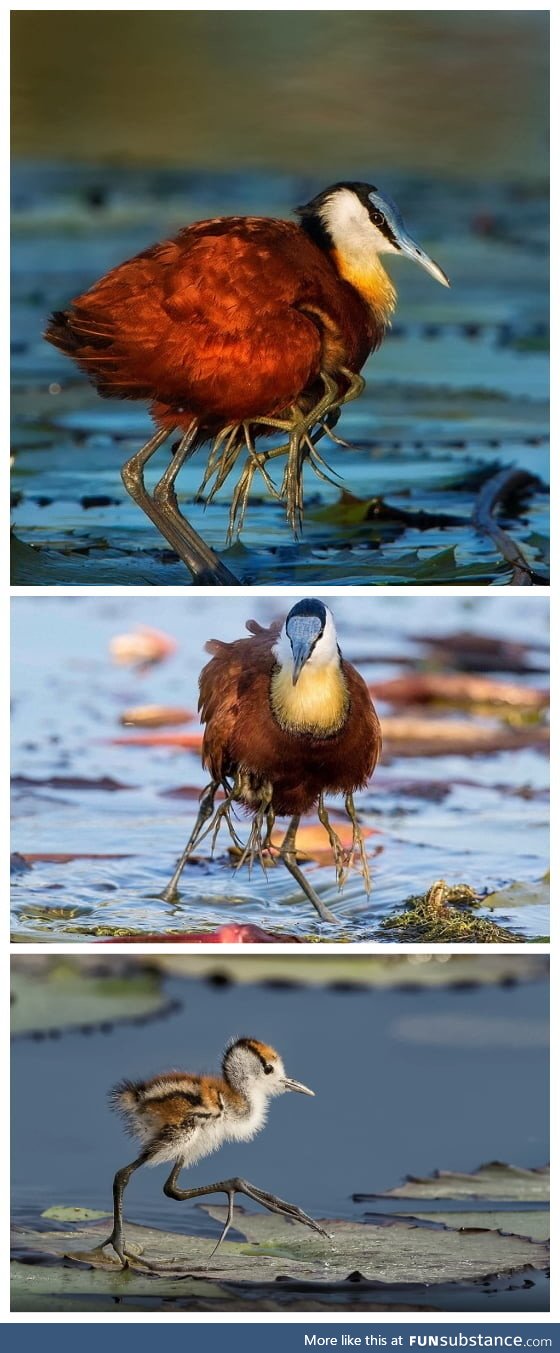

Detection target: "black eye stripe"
[369, 207, 399, 246]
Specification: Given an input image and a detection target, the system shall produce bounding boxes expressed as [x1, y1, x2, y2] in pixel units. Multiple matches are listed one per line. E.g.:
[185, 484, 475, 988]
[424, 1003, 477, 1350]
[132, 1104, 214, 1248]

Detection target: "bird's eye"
[370, 210, 385, 227]
[264, 1064, 274, 1075]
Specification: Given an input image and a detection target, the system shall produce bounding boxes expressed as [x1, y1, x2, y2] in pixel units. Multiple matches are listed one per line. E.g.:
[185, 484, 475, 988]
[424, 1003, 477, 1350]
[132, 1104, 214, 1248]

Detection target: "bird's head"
[222, 1038, 314, 1099]
[296, 182, 450, 299]
[275, 598, 339, 686]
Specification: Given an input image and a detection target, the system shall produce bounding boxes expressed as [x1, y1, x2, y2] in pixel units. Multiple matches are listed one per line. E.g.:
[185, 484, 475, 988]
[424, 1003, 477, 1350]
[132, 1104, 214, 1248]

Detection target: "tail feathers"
[109, 1079, 142, 1116]
[44, 309, 77, 355]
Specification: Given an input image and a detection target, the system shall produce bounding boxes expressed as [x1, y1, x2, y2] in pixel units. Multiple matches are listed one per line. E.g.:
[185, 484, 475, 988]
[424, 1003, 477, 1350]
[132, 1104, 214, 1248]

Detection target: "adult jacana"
[162, 598, 382, 923]
[45, 183, 449, 584]
[91, 1038, 327, 1269]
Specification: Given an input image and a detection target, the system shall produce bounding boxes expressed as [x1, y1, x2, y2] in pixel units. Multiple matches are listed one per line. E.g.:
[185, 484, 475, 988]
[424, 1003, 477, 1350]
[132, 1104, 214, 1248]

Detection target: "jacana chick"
[45, 182, 449, 583]
[162, 598, 381, 923]
[94, 1038, 326, 1269]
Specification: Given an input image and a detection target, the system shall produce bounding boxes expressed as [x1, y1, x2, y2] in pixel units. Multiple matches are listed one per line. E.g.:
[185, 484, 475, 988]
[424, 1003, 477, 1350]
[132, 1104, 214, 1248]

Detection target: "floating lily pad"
[372, 1162, 549, 1203]
[398, 1212, 549, 1242]
[11, 1205, 548, 1298]
[151, 953, 545, 989]
[10, 964, 172, 1035]
[41, 1206, 111, 1222]
[484, 881, 550, 910]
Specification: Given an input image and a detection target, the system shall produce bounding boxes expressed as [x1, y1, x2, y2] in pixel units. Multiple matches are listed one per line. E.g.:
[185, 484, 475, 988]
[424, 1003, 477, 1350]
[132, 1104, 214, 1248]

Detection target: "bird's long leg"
[160, 780, 220, 903]
[121, 428, 238, 585]
[163, 1165, 329, 1263]
[339, 366, 366, 406]
[276, 815, 339, 924]
[317, 793, 351, 889]
[344, 792, 372, 894]
[83, 1151, 153, 1269]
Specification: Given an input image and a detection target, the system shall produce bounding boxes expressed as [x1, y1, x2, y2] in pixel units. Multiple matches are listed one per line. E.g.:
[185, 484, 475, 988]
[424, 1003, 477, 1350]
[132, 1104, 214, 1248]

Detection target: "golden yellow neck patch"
[270, 663, 349, 736]
[333, 249, 397, 327]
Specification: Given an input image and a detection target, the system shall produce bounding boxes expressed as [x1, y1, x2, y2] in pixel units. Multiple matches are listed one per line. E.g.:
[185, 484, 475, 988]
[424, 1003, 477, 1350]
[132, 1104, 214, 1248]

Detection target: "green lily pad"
[484, 881, 550, 910]
[400, 1212, 549, 1242]
[41, 1206, 111, 1222]
[375, 1162, 549, 1203]
[11, 1205, 548, 1296]
[10, 963, 170, 1035]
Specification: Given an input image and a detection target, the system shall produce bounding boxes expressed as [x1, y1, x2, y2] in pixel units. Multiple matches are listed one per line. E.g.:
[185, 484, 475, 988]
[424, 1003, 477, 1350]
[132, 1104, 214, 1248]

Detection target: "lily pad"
[398, 1212, 549, 1242]
[372, 1162, 549, 1203]
[484, 881, 550, 910]
[10, 964, 173, 1036]
[11, 1204, 549, 1291]
[41, 1206, 111, 1222]
[151, 953, 545, 989]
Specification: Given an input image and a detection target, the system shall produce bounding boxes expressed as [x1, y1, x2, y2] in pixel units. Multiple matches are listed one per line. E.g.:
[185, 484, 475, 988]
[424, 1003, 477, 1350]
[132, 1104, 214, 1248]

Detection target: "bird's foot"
[206, 794, 245, 856]
[344, 792, 372, 894]
[236, 1179, 331, 1241]
[81, 1231, 150, 1270]
[234, 789, 275, 875]
[317, 794, 352, 889]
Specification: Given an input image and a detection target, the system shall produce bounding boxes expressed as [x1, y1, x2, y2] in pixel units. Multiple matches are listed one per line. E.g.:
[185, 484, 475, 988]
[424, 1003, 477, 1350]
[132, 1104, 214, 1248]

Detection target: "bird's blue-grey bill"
[396, 232, 450, 287]
[288, 615, 322, 684]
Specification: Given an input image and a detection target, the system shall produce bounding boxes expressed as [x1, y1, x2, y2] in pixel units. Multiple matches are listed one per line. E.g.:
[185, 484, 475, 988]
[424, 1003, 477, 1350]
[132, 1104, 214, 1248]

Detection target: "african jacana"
[162, 598, 381, 923]
[92, 1038, 327, 1269]
[44, 183, 449, 583]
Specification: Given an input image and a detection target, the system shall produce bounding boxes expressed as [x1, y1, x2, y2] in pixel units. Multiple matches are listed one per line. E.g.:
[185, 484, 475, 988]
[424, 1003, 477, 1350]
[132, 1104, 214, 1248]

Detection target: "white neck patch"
[319, 188, 400, 261]
[273, 605, 339, 673]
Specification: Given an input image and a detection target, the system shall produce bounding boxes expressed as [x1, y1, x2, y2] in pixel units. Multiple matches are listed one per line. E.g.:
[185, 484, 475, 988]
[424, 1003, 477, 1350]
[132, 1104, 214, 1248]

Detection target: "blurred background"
[11, 12, 549, 584]
[11, 11, 548, 179]
[11, 953, 549, 1311]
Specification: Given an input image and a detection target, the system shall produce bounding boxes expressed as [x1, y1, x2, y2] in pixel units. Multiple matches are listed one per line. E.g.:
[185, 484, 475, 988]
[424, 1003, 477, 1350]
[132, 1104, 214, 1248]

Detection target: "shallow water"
[11, 595, 549, 942]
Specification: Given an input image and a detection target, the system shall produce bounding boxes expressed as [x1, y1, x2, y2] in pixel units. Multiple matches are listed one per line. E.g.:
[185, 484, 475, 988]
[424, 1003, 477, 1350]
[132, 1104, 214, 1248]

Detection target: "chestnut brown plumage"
[162, 599, 382, 923]
[44, 183, 449, 583]
[200, 618, 380, 816]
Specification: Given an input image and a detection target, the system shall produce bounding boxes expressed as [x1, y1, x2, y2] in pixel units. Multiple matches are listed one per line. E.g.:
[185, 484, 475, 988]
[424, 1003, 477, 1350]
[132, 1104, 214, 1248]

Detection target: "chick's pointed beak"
[282, 1077, 315, 1096]
[395, 230, 450, 288]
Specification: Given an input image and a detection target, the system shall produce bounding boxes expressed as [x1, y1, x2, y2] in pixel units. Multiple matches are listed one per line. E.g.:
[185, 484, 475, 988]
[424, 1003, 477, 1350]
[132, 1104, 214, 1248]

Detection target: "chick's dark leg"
[163, 1165, 329, 1262]
[121, 427, 238, 585]
[278, 815, 339, 925]
[84, 1151, 152, 1268]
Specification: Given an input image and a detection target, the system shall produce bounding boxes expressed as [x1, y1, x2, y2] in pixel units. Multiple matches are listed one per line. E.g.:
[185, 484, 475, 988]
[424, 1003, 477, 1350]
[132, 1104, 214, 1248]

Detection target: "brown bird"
[44, 182, 449, 583]
[91, 1038, 327, 1270]
[162, 598, 382, 923]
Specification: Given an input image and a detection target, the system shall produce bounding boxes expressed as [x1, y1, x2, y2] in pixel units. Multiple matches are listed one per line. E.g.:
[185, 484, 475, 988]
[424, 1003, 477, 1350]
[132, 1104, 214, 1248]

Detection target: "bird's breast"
[222, 1094, 269, 1143]
[270, 663, 349, 737]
